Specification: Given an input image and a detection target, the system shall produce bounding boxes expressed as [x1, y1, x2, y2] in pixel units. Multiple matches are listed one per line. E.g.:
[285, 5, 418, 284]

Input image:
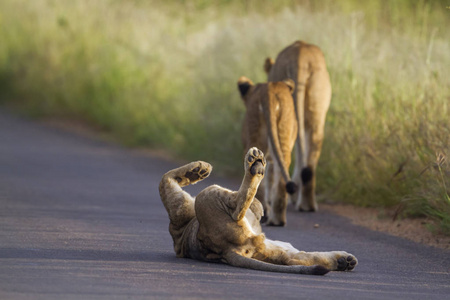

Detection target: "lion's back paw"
[174, 161, 212, 187]
[336, 253, 358, 271]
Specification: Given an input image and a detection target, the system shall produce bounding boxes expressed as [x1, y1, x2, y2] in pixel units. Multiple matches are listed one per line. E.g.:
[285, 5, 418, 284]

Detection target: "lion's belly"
[242, 209, 262, 236]
[264, 239, 300, 256]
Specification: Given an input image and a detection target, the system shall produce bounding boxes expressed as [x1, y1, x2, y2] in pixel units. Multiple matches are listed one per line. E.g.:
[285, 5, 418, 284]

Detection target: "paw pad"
[180, 161, 211, 185]
[245, 147, 266, 176]
[337, 255, 357, 271]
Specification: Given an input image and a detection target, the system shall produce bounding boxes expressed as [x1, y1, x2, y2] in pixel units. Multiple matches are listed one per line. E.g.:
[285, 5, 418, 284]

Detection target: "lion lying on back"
[159, 147, 357, 275]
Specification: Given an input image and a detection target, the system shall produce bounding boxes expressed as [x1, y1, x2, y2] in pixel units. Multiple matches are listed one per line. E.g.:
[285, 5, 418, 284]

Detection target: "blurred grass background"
[0, 0, 449, 233]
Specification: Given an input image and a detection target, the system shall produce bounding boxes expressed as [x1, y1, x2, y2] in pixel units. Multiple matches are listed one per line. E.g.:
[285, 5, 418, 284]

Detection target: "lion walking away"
[265, 40, 332, 213]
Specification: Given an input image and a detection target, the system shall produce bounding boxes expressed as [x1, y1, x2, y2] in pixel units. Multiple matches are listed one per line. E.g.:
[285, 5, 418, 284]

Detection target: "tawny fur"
[265, 40, 332, 213]
[159, 147, 358, 275]
[237, 78, 297, 226]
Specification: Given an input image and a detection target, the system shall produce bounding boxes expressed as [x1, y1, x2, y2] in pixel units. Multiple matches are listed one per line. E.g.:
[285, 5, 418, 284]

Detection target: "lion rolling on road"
[265, 41, 332, 213]
[159, 147, 358, 275]
[237, 77, 298, 226]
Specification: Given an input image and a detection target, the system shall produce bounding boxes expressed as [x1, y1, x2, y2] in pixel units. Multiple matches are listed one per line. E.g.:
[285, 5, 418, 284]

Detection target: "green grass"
[0, 0, 449, 233]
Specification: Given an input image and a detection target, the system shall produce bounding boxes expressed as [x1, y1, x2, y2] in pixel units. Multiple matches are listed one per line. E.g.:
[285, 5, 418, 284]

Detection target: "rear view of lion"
[237, 77, 298, 226]
[159, 147, 357, 275]
[265, 41, 332, 212]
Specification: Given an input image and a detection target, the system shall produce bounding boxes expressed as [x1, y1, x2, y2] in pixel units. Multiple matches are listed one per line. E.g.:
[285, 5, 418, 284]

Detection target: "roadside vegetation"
[0, 0, 449, 233]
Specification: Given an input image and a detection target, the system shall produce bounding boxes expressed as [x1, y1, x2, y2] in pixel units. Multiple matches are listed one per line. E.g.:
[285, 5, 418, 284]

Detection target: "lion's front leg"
[159, 161, 212, 228]
[231, 147, 266, 221]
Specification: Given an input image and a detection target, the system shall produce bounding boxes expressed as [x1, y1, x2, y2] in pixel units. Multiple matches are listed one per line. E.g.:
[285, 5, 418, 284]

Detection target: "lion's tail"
[262, 88, 297, 195]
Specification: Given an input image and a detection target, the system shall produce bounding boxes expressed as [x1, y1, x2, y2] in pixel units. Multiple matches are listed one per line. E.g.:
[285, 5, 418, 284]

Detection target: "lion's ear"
[237, 76, 254, 98]
[264, 57, 274, 74]
[282, 78, 295, 93]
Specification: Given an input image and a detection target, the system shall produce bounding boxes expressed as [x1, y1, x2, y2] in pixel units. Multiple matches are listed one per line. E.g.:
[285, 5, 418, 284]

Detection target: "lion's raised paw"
[174, 161, 212, 187]
[245, 147, 266, 177]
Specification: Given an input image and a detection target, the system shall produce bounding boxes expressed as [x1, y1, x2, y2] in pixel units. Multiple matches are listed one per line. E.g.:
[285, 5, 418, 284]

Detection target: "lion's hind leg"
[263, 239, 357, 271]
[292, 251, 358, 271]
[159, 161, 212, 228]
[224, 251, 329, 275]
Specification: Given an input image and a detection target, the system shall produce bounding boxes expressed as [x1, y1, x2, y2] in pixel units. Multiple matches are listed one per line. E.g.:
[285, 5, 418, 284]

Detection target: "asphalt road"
[0, 109, 449, 300]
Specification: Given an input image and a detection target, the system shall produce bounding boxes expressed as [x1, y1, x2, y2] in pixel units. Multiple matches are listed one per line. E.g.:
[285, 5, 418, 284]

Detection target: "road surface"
[0, 109, 449, 299]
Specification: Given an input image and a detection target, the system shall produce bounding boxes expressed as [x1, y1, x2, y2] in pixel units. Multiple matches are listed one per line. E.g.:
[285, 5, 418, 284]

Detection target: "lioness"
[159, 147, 358, 275]
[265, 41, 332, 212]
[237, 77, 298, 226]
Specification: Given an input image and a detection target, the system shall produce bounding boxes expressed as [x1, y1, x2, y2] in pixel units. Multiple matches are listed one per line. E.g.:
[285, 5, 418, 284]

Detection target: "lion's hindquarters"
[267, 41, 332, 212]
[262, 86, 297, 225]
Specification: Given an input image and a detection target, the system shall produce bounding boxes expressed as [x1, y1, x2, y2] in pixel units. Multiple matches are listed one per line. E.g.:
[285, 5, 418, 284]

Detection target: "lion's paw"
[174, 161, 212, 187]
[265, 219, 286, 227]
[245, 147, 266, 177]
[335, 253, 358, 271]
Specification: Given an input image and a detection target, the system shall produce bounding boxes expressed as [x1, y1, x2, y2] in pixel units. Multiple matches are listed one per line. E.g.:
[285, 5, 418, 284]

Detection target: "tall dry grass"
[0, 0, 449, 232]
